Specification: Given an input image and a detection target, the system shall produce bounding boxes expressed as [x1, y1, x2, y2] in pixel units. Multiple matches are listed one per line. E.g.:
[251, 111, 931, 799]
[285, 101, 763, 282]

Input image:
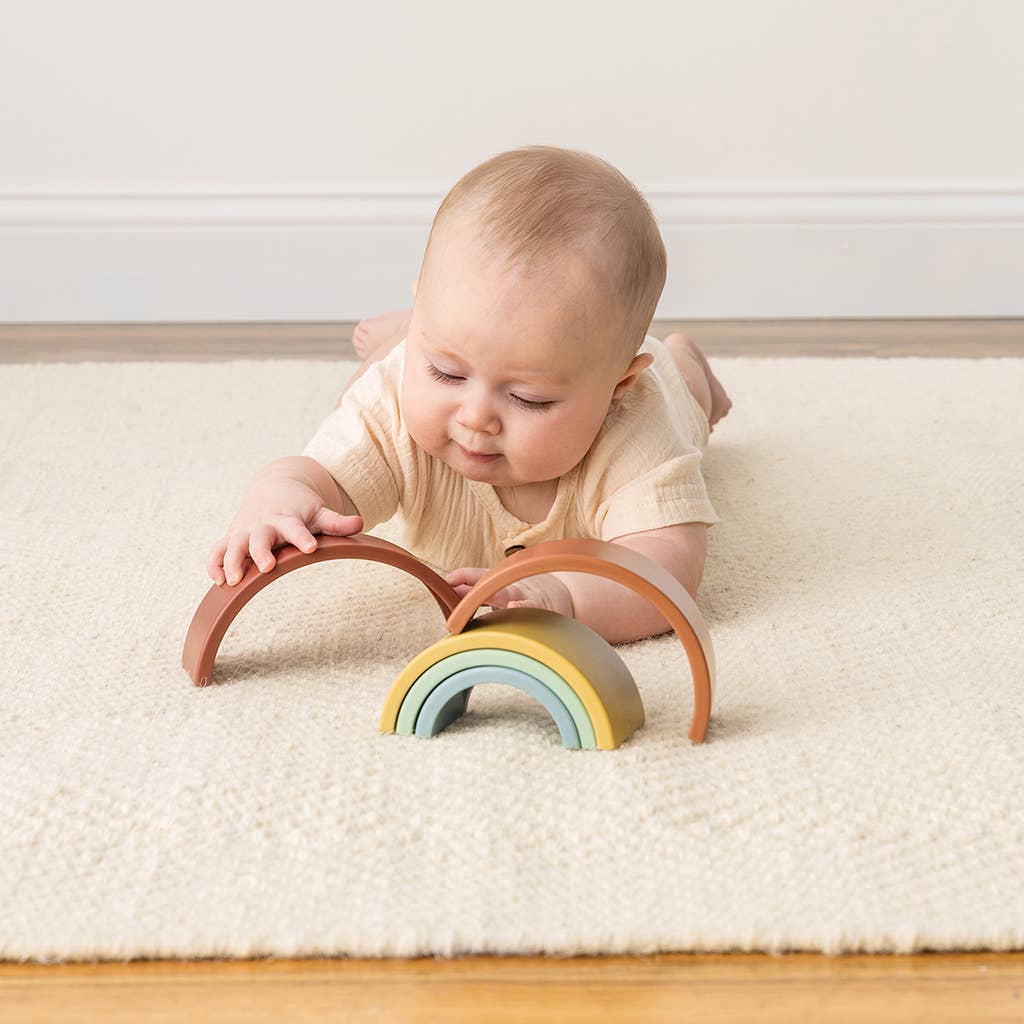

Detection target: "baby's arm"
[551, 522, 707, 645]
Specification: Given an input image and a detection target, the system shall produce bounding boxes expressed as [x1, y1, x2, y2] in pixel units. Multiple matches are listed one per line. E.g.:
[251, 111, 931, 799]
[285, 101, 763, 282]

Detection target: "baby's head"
[400, 145, 666, 490]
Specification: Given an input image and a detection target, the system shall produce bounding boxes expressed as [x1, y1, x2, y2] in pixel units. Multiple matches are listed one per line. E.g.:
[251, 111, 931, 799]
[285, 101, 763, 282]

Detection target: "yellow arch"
[380, 607, 645, 749]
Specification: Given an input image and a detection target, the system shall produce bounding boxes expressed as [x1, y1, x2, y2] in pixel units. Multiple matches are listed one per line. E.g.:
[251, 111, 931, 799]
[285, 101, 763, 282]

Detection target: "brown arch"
[182, 534, 459, 687]
[445, 538, 717, 743]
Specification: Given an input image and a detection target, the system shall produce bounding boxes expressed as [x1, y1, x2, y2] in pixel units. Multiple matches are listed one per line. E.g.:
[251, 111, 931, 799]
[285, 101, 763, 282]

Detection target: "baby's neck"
[492, 480, 559, 524]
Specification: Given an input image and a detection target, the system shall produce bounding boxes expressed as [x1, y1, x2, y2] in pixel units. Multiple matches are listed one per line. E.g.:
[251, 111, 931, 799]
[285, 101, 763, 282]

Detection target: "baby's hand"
[208, 473, 363, 587]
[445, 568, 574, 618]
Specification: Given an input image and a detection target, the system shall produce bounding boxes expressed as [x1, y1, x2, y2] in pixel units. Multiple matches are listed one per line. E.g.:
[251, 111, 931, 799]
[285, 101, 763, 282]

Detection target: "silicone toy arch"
[443, 538, 716, 743]
[181, 534, 459, 687]
[379, 606, 647, 750]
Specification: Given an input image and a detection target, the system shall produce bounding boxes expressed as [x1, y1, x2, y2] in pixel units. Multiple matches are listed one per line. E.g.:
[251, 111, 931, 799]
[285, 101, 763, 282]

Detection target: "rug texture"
[1, 354, 1021, 962]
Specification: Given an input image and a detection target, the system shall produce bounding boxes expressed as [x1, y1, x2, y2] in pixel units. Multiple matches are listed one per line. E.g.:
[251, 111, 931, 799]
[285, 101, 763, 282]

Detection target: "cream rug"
[1, 354, 1021, 962]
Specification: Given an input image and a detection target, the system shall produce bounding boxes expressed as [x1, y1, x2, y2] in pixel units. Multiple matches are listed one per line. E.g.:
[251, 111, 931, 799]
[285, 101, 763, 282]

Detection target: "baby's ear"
[611, 352, 655, 402]
[629, 352, 655, 377]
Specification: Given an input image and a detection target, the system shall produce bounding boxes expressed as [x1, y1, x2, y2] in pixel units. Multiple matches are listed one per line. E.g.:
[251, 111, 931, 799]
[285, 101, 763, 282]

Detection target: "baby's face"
[400, 214, 646, 490]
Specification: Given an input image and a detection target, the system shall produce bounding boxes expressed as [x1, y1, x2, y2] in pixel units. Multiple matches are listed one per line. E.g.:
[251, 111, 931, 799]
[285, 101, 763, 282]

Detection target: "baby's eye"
[427, 364, 462, 384]
[426, 364, 554, 413]
[509, 394, 554, 413]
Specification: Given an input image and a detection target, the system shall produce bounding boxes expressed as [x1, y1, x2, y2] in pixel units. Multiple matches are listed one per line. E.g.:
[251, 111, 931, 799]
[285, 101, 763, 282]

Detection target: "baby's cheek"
[404, 402, 446, 455]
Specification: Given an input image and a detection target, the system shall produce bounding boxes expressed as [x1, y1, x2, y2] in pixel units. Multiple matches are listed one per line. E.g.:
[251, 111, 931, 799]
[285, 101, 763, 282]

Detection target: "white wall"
[1, 0, 1022, 322]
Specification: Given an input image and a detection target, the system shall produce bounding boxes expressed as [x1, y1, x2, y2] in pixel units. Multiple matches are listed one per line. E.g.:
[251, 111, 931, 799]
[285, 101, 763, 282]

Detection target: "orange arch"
[444, 538, 716, 743]
[182, 534, 459, 687]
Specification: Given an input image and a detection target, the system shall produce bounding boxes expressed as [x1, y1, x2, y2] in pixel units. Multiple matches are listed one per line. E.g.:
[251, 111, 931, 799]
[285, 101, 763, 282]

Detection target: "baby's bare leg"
[334, 326, 408, 408]
[336, 315, 414, 409]
[352, 308, 413, 360]
[336, 280, 419, 407]
[662, 332, 733, 433]
[351, 279, 419, 358]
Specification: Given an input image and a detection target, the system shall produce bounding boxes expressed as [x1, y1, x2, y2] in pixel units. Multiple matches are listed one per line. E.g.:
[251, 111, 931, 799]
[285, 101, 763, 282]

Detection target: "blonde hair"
[419, 145, 667, 362]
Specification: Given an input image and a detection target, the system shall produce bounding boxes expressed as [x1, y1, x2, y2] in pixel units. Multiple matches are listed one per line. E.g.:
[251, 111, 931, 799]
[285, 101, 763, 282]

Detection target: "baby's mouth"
[456, 442, 502, 462]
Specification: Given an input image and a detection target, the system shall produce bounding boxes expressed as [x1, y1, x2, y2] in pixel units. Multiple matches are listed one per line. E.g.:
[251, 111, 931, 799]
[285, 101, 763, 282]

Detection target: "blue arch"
[415, 665, 581, 748]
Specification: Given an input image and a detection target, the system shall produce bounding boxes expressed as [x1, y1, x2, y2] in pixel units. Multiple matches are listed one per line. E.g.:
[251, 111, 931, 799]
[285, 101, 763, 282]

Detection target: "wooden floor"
[1, 952, 1022, 1023]
[2, 317, 1022, 1022]
[0, 317, 1022, 361]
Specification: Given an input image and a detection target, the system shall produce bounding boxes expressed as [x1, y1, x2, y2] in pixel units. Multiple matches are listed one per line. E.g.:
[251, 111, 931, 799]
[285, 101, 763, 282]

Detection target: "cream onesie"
[301, 334, 720, 573]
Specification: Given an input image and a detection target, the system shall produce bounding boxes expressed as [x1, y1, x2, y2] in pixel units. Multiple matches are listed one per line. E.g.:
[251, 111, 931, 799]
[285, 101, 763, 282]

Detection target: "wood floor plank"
[1, 953, 1022, 1023]
[0, 318, 1022, 361]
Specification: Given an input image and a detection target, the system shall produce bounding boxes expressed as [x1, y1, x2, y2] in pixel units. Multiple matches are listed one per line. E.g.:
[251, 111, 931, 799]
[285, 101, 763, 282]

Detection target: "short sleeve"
[580, 334, 721, 541]
[594, 449, 721, 541]
[300, 360, 404, 532]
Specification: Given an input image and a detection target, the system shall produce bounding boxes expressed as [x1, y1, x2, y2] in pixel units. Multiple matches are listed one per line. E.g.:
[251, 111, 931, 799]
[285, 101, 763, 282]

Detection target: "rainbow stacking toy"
[182, 537, 716, 748]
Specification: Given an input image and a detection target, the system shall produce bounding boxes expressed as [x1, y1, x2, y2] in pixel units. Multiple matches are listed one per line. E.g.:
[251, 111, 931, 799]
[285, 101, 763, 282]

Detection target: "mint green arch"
[395, 647, 597, 749]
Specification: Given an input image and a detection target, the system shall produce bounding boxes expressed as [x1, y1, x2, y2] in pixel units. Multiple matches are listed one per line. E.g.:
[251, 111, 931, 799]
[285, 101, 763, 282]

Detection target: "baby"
[207, 145, 732, 645]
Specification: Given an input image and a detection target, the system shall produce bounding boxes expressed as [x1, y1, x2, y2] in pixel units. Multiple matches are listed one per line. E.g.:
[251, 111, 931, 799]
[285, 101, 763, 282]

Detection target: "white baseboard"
[2, 185, 1022, 321]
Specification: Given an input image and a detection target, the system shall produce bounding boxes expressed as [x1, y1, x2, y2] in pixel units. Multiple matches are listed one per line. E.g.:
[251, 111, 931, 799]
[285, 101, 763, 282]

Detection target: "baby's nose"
[456, 399, 500, 432]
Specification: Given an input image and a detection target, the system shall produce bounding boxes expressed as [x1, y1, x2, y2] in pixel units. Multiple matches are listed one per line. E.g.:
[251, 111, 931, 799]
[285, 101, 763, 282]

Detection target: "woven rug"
[1, 354, 1021, 962]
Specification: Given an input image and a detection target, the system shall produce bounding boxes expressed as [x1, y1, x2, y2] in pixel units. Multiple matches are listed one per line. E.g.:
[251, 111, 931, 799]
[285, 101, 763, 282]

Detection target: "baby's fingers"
[313, 509, 365, 538]
[270, 513, 362, 564]
[222, 533, 254, 587]
[445, 567, 487, 587]
[248, 525, 280, 575]
[485, 586, 517, 609]
[277, 517, 319, 557]
[207, 537, 229, 585]
[251, 518, 327, 576]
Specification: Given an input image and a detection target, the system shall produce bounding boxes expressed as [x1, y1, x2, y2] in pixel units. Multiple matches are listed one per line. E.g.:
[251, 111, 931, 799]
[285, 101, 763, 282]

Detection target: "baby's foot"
[664, 332, 733, 432]
[689, 337, 732, 430]
[352, 308, 413, 359]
